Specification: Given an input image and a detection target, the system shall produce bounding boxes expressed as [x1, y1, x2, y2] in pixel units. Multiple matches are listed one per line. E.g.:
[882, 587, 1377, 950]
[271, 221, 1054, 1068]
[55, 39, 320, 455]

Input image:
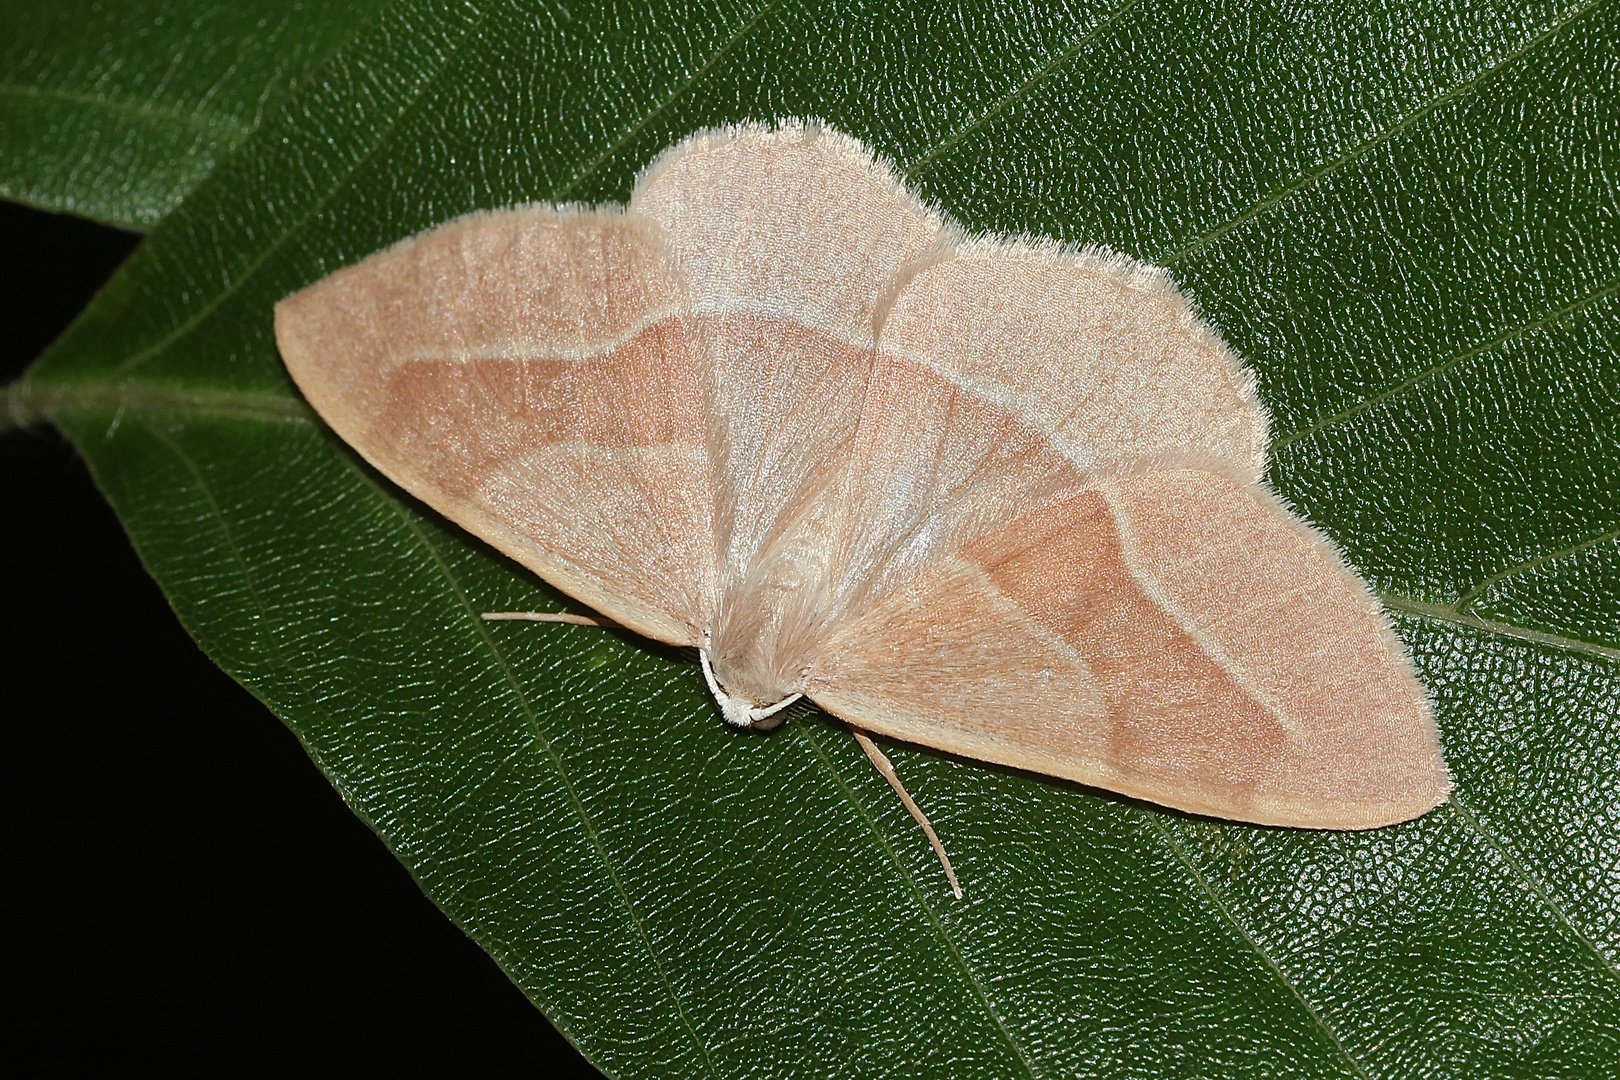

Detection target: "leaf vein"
[4, 380, 312, 431]
[107, 0, 783, 382]
[131, 416, 711, 1073]
[793, 723, 1041, 1080]
[0, 81, 255, 137]
[1445, 794, 1619, 976]
[1155, 0, 1610, 267]
[1270, 277, 1620, 451]
[381, 486, 721, 1080]
[1139, 812, 1373, 1080]
[548, 0, 787, 202]
[1380, 593, 1620, 660]
[129, 411, 720, 1073]
[898, 0, 1149, 182]
[127, 418, 430, 863]
[110, 5, 494, 377]
[1455, 526, 1620, 611]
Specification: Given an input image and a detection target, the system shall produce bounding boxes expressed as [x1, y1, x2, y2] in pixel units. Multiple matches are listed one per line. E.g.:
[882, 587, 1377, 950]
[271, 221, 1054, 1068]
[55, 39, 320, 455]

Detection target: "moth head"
[699, 648, 801, 730]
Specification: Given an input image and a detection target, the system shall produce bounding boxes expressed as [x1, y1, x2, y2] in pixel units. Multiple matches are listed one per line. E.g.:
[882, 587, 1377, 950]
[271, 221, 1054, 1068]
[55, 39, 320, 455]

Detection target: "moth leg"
[480, 611, 608, 626]
[850, 727, 963, 900]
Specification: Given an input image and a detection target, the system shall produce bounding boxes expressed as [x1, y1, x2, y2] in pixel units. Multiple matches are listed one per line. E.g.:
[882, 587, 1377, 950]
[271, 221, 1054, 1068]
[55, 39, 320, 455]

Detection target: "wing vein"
[1098, 483, 1298, 733]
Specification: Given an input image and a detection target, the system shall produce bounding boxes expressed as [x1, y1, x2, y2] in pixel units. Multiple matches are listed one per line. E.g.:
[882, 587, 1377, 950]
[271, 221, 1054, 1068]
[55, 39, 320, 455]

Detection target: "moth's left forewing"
[275, 206, 715, 644]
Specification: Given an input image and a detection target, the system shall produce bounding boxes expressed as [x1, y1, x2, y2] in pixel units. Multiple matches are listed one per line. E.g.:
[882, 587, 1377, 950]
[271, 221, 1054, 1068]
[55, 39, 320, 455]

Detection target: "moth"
[275, 121, 1450, 896]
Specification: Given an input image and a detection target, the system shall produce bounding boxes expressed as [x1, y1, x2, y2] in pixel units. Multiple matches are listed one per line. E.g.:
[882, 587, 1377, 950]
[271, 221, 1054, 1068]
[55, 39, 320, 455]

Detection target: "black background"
[3, 199, 603, 1074]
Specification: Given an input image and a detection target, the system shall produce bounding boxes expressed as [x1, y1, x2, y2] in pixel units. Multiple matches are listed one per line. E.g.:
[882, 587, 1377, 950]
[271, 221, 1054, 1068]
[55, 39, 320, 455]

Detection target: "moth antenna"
[850, 727, 963, 900]
[481, 611, 607, 626]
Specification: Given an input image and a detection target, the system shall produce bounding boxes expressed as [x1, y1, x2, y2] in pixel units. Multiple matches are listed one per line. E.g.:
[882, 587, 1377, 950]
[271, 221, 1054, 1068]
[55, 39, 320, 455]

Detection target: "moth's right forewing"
[1093, 470, 1449, 826]
[274, 207, 714, 645]
[817, 472, 1448, 829]
[821, 235, 1445, 829]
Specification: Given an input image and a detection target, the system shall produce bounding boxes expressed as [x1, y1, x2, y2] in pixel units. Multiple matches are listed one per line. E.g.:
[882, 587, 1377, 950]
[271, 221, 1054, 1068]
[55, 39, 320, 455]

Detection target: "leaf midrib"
[5, 380, 312, 428]
[0, 80, 255, 136]
[16, 379, 1614, 660]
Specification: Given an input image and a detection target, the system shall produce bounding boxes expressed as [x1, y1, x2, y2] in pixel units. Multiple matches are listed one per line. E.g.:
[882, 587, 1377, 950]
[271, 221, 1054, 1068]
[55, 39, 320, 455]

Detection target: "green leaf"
[0, 0, 392, 228]
[12, 0, 1619, 1076]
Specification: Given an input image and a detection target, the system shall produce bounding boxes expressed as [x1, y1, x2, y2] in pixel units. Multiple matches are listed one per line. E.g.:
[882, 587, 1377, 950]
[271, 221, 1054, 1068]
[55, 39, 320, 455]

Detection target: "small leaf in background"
[0, 0, 392, 227]
[7, 1, 1617, 1077]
